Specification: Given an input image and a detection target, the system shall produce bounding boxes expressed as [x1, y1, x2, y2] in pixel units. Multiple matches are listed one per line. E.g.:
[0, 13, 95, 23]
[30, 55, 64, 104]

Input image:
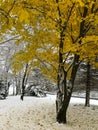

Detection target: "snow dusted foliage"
[25, 67, 57, 97]
[0, 80, 7, 99]
[73, 62, 98, 91]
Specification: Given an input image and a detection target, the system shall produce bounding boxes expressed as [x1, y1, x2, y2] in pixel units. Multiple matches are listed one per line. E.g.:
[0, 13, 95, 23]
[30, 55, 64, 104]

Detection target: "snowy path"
[0, 95, 98, 130]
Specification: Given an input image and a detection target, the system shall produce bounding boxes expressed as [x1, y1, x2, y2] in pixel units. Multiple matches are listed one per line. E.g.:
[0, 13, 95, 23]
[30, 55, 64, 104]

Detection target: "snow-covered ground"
[0, 95, 98, 130]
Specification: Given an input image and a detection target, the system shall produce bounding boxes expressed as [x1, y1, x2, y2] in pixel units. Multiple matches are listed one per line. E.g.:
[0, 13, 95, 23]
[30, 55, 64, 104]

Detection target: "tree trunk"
[16, 75, 21, 95]
[13, 85, 15, 95]
[56, 2, 89, 124]
[56, 54, 79, 123]
[20, 64, 28, 100]
[85, 62, 90, 107]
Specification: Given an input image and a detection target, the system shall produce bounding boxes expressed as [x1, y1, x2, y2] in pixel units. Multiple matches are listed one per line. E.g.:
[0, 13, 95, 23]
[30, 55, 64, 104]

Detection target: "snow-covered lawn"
[0, 95, 98, 130]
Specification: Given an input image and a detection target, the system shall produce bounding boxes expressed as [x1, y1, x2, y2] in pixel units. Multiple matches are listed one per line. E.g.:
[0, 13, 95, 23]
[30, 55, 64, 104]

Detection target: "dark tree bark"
[20, 64, 28, 101]
[16, 75, 21, 95]
[56, 1, 75, 120]
[56, 3, 89, 123]
[56, 54, 79, 123]
[20, 84, 25, 100]
[85, 62, 90, 107]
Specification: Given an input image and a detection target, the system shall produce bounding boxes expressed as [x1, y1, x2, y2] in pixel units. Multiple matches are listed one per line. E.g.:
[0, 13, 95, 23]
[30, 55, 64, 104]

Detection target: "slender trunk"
[20, 64, 28, 100]
[4, 70, 9, 97]
[15, 75, 21, 95]
[13, 85, 15, 95]
[85, 62, 90, 107]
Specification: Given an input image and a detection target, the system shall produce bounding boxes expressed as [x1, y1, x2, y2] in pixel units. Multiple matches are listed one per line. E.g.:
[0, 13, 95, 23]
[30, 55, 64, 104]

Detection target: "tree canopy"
[0, 0, 98, 73]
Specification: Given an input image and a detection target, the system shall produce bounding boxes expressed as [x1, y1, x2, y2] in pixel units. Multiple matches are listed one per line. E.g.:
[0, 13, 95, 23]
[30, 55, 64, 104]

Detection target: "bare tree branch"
[0, 8, 9, 23]
[8, 0, 16, 14]
[35, 55, 57, 72]
[0, 35, 19, 45]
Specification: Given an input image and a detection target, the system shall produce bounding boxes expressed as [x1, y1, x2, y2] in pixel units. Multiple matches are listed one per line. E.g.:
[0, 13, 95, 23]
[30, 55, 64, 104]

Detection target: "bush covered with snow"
[0, 80, 8, 99]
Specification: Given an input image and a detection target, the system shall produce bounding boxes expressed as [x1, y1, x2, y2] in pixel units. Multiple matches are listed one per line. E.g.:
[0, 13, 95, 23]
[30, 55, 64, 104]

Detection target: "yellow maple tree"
[0, 0, 98, 123]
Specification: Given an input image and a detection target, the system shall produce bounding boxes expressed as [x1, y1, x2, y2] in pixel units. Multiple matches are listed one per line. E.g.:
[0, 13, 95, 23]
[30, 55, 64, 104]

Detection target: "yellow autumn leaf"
[19, 9, 30, 23]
